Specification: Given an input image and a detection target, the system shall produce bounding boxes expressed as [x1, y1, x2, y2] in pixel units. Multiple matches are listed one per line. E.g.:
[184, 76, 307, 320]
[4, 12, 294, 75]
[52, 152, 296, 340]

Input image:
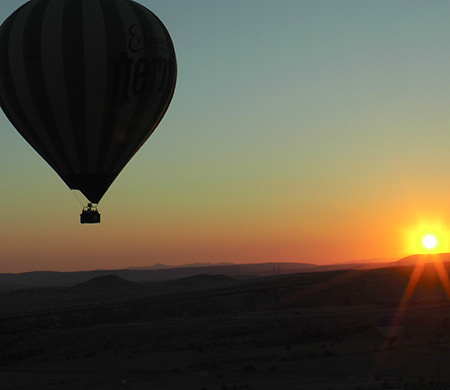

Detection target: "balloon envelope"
[0, 0, 176, 203]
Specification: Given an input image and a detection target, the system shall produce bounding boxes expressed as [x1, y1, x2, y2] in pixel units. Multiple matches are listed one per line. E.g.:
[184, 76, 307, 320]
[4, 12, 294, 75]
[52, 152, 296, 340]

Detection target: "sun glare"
[404, 222, 450, 255]
[422, 234, 437, 250]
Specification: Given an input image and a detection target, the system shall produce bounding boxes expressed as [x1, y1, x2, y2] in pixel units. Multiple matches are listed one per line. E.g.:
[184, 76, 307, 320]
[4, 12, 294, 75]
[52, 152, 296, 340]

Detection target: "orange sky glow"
[2, 1, 450, 273]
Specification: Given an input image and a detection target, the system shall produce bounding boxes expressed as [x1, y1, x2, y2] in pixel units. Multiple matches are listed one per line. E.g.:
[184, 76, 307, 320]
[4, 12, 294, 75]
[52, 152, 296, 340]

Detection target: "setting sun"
[422, 234, 437, 250]
[404, 222, 450, 255]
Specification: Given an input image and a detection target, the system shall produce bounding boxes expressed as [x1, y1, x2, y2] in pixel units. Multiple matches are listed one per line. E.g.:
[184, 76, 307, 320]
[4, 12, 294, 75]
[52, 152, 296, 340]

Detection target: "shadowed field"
[1, 264, 450, 389]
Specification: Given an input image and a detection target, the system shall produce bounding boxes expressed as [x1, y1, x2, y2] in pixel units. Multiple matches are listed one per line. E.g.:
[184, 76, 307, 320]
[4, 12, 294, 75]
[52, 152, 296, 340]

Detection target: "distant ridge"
[397, 253, 450, 266]
[0, 262, 316, 289]
[71, 275, 142, 292]
[127, 263, 173, 270]
[127, 262, 235, 270]
[1, 257, 439, 291]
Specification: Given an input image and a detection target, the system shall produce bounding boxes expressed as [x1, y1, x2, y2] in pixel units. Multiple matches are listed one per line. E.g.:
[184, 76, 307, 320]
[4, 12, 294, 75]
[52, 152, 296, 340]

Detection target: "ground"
[1, 266, 450, 389]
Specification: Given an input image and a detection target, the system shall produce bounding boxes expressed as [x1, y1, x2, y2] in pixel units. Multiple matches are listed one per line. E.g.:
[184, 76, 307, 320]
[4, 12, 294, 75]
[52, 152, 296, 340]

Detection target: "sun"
[422, 234, 437, 250]
[404, 222, 450, 254]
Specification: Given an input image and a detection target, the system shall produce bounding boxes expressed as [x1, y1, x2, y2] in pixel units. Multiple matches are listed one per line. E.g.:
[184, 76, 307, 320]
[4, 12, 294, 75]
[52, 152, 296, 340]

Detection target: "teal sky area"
[2, 1, 450, 272]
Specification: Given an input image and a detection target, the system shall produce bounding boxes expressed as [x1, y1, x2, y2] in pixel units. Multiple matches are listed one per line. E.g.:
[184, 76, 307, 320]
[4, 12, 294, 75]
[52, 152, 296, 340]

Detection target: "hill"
[70, 275, 143, 292]
[1, 255, 448, 291]
[0, 262, 316, 289]
[2, 262, 450, 389]
[398, 253, 450, 266]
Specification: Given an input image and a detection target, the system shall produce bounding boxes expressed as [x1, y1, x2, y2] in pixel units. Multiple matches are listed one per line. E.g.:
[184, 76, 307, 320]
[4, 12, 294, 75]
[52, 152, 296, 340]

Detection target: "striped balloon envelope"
[0, 0, 177, 219]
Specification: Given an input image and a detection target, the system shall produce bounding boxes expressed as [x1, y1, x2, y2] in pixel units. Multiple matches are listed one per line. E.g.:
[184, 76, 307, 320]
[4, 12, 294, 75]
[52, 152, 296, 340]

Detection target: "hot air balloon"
[0, 0, 177, 223]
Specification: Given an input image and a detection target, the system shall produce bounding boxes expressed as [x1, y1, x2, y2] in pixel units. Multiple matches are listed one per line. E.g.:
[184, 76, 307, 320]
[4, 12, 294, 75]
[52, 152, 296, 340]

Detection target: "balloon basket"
[80, 203, 101, 224]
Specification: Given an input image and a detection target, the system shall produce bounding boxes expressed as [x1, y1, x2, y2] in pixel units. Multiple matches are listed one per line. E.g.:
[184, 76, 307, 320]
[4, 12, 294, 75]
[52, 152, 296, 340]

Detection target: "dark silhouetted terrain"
[0, 259, 402, 291]
[1, 260, 450, 389]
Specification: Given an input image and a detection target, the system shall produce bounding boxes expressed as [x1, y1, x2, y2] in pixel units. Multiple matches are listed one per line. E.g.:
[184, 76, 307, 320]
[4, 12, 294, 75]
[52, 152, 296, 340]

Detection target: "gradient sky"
[2, 0, 450, 273]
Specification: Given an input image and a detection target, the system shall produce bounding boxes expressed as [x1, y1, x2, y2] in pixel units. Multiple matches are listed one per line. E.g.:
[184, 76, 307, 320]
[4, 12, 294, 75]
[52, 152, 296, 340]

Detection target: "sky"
[2, 0, 450, 273]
